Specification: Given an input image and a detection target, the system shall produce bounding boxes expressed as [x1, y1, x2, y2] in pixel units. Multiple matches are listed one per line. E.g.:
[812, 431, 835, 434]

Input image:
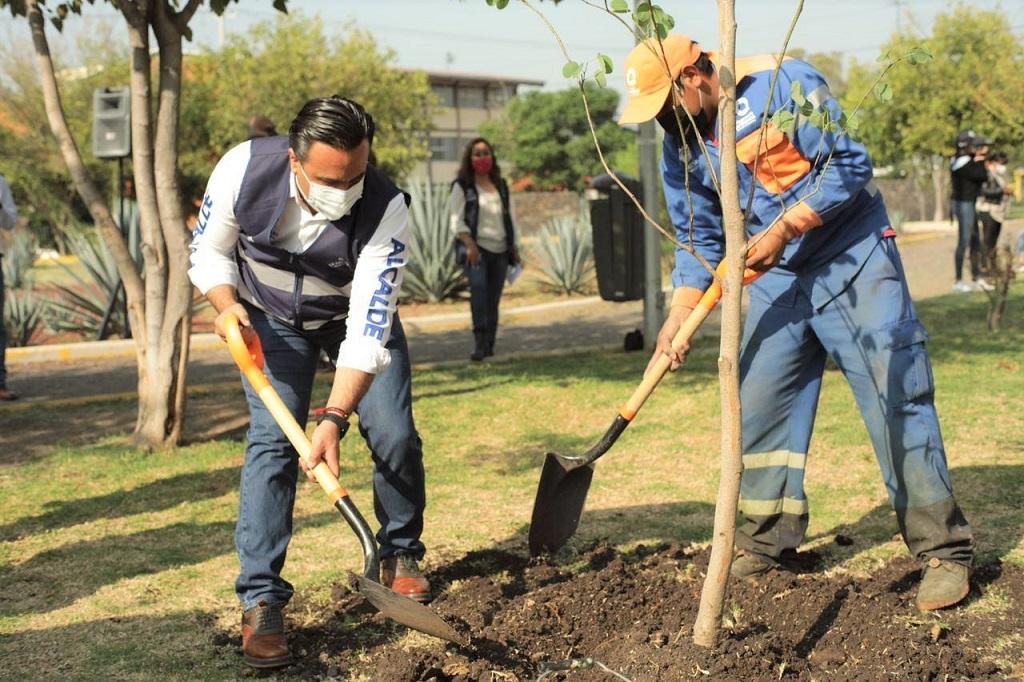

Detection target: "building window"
[488, 85, 512, 108]
[432, 84, 455, 108]
[430, 136, 460, 161]
[457, 85, 486, 109]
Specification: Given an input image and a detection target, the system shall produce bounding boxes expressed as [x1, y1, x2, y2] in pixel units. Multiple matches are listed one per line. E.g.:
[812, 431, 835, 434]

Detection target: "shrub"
[2, 229, 48, 346]
[1, 229, 37, 290]
[4, 287, 46, 346]
[402, 179, 466, 303]
[44, 227, 125, 338]
[536, 213, 595, 295]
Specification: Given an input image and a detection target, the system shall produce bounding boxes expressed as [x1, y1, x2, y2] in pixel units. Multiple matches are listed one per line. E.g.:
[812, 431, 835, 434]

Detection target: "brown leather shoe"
[381, 555, 431, 603]
[0, 387, 18, 401]
[241, 600, 291, 669]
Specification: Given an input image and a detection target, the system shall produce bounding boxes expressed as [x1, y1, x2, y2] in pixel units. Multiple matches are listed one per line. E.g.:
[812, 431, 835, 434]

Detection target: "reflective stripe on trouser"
[735, 237, 974, 565]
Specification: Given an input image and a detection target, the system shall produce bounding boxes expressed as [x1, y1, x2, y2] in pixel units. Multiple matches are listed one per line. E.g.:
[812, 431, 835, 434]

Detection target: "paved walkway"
[0, 229, 989, 408]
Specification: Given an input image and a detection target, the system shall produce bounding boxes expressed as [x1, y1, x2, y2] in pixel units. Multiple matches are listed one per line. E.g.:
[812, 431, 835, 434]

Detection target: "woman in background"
[448, 138, 520, 361]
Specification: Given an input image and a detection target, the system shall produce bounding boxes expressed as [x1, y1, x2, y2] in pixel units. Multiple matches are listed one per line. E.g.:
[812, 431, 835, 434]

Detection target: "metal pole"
[638, 119, 664, 348]
[634, 0, 664, 350]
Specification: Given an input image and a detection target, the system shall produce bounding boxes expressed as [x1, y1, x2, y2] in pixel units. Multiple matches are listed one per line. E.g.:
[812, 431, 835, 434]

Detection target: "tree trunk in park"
[931, 155, 948, 222]
[26, 0, 194, 449]
[693, 0, 744, 649]
[986, 245, 1013, 332]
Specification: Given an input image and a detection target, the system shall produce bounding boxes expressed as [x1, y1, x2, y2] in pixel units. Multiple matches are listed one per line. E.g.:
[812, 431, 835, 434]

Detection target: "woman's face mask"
[296, 161, 364, 221]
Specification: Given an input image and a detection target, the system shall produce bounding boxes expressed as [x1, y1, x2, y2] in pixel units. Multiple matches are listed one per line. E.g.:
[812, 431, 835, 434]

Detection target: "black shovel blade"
[528, 453, 595, 556]
[352, 573, 468, 646]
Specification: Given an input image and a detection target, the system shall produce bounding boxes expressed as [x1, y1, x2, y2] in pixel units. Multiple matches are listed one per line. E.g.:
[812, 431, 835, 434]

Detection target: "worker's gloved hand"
[646, 304, 694, 376]
[745, 220, 798, 272]
[215, 302, 256, 345]
[306, 420, 343, 480]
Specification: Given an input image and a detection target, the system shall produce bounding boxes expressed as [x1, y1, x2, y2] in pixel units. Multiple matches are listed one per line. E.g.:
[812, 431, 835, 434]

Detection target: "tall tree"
[844, 7, 1024, 220]
[179, 14, 433, 189]
[481, 84, 635, 190]
[1, 0, 287, 449]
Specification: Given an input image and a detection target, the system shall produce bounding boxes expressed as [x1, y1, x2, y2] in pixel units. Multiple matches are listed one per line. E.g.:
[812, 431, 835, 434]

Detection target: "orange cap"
[619, 34, 703, 125]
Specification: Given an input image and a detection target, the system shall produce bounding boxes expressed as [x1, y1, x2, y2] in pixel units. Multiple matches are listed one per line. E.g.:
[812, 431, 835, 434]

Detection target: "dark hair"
[456, 137, 502, 186]
[247, 115, 277, 139]
[692, 49, 714, 77]
[991, 151, 1008, 164]
[288, 96, 375, 160]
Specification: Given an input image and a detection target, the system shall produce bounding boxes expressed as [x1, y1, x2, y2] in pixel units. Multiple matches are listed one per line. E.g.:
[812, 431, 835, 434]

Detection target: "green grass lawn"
[1, 288, 1022, 680]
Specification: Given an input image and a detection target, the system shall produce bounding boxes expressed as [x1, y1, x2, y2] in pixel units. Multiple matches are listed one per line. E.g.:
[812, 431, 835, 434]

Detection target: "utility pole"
[635, 0, 665, 349]
[638, 119, 664, 349]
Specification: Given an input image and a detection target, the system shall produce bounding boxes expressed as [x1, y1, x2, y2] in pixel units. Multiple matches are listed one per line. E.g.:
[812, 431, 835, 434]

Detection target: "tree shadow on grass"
[808, 464, 1024, 569]
[0, 610, 231, 680]
[0, 511, 337, 618]
[0, 466, 241, 542]
[915, 290, 1024, 364]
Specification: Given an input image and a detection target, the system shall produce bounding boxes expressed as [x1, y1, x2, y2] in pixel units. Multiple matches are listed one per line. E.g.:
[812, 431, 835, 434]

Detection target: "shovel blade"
[352, 574, 467, 646]
[528, 453, 595, 557]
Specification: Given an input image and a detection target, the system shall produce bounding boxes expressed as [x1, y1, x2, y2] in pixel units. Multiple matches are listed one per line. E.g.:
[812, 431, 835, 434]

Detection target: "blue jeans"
[465, 247, 508, 350]
[0, 261, 7, 388]
[735, 236, 973, 565]
[235, 305, 426, 610]
[952, 200, 981, 281]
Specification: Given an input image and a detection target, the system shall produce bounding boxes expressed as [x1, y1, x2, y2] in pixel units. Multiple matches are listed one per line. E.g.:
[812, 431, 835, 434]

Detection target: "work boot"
[241, 600, 291, 669]
[382, 555, 431, 603]
[730, 550, 777, 579]
[916, 557, 971, 611]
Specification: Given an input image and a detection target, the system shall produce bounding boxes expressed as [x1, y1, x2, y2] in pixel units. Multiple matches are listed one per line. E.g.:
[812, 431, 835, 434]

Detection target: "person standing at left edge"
[189, 97, 429, 669]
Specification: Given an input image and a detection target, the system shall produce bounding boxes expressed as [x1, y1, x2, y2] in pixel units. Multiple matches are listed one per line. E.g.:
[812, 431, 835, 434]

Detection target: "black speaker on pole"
[92, 87, 131, 159]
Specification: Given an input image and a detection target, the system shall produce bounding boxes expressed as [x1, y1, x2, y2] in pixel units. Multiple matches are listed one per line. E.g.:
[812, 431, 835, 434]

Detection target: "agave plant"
[402, 179, 466, 303]
[3, 286, 47, 347]
[1, 229, 37, 290]
[44, 227, 126, 338]
[536, 213, 596, 296]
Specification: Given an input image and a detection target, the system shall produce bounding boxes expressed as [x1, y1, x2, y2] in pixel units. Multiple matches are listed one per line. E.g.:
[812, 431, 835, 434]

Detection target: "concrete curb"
[6, 229, 946, 366]
[0, 341, 633, 411]
[6, 295, 612, 366]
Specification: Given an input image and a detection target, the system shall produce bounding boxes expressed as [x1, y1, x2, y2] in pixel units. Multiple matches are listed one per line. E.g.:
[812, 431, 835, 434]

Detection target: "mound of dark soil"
[218, 544, 1022, 681]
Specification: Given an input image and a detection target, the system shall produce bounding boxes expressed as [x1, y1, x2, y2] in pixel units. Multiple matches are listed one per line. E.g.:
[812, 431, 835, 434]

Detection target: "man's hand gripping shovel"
[224, 313, 466, 645]
[528, 263, 762, 556]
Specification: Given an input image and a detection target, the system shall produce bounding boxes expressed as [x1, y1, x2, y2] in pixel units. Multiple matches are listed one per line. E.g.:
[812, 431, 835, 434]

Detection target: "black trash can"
[588, 172, 645, 302]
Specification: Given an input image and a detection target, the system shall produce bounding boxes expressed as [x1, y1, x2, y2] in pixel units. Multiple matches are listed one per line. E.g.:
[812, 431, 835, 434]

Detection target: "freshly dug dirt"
[219, 543, 1022, 681]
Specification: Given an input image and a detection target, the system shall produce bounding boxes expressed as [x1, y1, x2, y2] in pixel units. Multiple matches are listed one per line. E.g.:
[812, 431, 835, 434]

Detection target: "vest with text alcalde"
[234, 135, 402, 330]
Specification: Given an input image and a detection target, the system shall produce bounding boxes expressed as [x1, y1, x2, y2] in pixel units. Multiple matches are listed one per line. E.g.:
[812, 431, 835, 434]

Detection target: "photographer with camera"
[950, 131, 992, 292]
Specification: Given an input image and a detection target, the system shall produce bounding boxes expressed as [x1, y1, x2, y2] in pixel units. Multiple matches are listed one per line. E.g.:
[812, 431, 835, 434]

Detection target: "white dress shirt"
[188, 141, 411, 374]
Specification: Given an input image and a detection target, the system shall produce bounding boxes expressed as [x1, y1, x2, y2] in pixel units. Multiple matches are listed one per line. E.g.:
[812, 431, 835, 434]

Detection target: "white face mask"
[296, 161, 364, 221]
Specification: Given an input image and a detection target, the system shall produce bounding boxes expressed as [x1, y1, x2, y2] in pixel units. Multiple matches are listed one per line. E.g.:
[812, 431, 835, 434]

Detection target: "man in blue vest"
[619, 36, 974, 611]
[189, 96, 428, 668]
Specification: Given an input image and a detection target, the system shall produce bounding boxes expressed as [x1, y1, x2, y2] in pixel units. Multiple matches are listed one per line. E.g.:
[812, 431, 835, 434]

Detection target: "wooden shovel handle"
[224, 313, 350, 505]
[620, 263, 762, 419]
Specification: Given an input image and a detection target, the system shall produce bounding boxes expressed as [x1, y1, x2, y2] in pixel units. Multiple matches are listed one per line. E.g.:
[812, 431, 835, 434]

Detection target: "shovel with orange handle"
[223, 313, 466, 645]
[527, 262, 762, 556]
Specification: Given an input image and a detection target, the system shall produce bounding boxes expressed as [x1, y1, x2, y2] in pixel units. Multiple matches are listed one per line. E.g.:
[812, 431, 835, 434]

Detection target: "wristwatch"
[313, 406, 350, 439]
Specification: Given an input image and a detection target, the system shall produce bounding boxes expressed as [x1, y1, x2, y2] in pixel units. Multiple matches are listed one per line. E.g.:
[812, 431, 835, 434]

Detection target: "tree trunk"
[26, 0, 145, 318]
[693, 0, 744, 649]
[931, 155, 948, 222]
[131, 1, 193, 447]
[30, 0, 191, 449]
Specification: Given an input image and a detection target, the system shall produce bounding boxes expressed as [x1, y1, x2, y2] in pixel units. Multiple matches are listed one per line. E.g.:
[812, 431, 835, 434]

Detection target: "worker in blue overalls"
[619, 35, 974, 610]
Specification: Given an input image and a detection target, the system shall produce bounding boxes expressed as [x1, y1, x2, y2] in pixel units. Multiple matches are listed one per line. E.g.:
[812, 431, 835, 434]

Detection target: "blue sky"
[3, 0, 1021, 98]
